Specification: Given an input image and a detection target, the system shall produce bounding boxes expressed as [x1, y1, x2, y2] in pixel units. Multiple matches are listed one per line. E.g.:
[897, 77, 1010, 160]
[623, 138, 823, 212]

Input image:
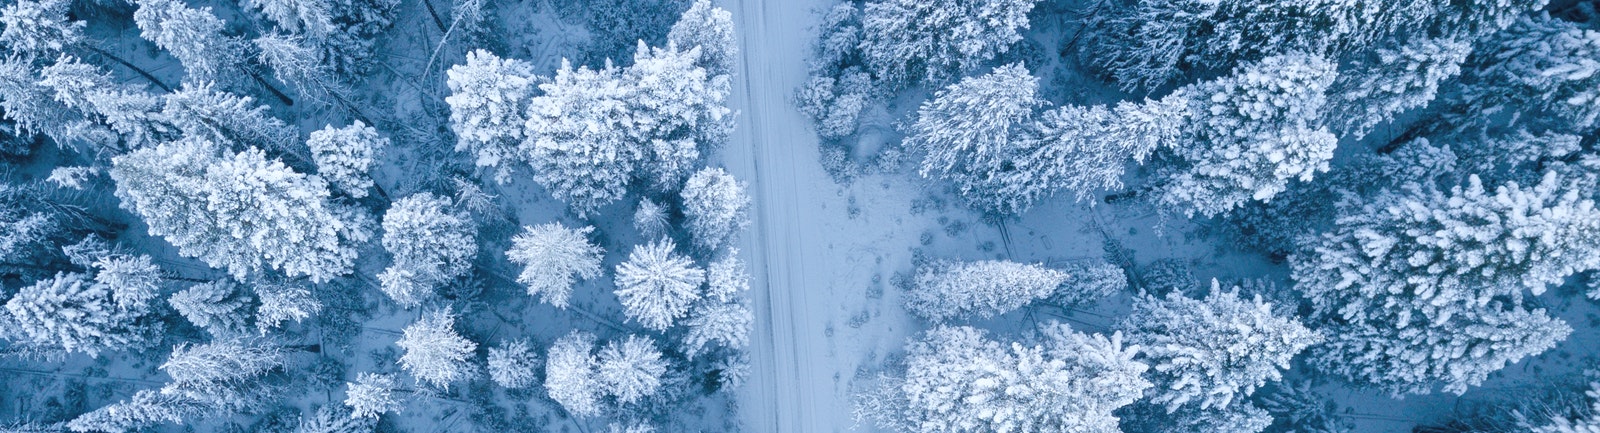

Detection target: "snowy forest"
[3, 0, 1600, 431]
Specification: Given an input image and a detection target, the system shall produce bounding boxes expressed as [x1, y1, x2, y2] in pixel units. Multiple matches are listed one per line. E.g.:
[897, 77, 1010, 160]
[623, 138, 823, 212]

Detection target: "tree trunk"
[79, 45, 173, 92]
[249, 72, 296, 107]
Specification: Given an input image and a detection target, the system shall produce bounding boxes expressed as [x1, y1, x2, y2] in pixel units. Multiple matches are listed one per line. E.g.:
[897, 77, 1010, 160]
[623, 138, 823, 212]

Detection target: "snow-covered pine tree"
[132, 0, 246, 83]
[396, 309, 478, 389]
[795, 70, 874, 140]
[522, 59, 637, 214]
[169, 280, 255, 337]
[596, 335, 667, 405]
[505, 222, 603, 309]
[705, 250, 749, 303]
[0, 0, 83, 57]
[682, 301, 751, 358]
[253, 282, 322, 333]
[111, 137, 372, 282]
[1456, 14, 1600, 133]
[0, 57, 106, 151]
[627, 42, 731, 192]
[91, 254, 162, 312]
[306, 121, 384, 198]
[1120, 281, 1322, 412]
[667, 0, 738, 76]
[683, 249, 752, 356]
[1456, 131, 1582, 189]
[47, 166, 100, 190]
[37, 56, 176, 148]
[546, 331, 602, 417]
[1084, 0, 1219, 91]
[487, 339, 540, 389]
[906, 63, 1046, 215]
[298, 0, 399, 75]
[66, 389, 205, 433]
[1157, 403, 1274, 433]
[857, 324, 1150, 433]
[445, 50, 537, 183]
[1294, 171, 1596, 395]
[1051, 259, 1127, 308]
[294, 405, 374, 433]
[903, 260, 1067, 323]
[1328, 36, 1471, 139]
[1016, 97, 1183, 205]
[255, 34, 348, 106]
[161, 81, 299, 153]
[243, 0, 336, 39]
[713, 352, 750, 391]
[632, 198, 670, 239]
[1085, 0, 1454, 92]
[378, 193, 476, 308]
[614, 238, 705, 331]
[159, 339, 285, 412]
[37, 55, 118, 115]
[3, 270, 158, 356]
[343, 372, 401, 418]
[1435, 0, 1544, 38]
[1317, 301, 1569, 397]
[1150, 53, 1339, 217]
[858, 0, 1040, 85]
[679, 167, 750, 251]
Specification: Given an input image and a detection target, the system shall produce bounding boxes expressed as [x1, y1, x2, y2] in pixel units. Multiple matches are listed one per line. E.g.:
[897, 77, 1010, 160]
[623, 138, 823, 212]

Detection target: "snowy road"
[720, 0, 844, 431]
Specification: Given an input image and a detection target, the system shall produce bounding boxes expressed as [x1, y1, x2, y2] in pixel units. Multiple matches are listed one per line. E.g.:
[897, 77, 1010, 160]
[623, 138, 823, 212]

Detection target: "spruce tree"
[906, 63, 1045, 214]
[169, 280, 255, 337]
[1151, 53, 1338, 217]
[445, 50, 537, 183]
[111, 137, 373, 282]
[487, 339, 540, 389]
[857, 324, 1150, 433]
[0, 0, 83, 57]
[133, 0, 246, 83]
[903, 260, 1068, 323]
[614, 238, 704, 331]
[858, 0, 1040, 85]
[1120, 282, 1322, 412]
[343, 372, 401, 419]
[306, 121, 384, 198]
[522, 60, 637, 214]
[596, 335, 667, 405]
[679, 167, 750, 251]
[1293, 172, 1600, 395]
[667, 0, 738, 76]
[396, 309, 478, 389]
[378, 193, 476, 308]
[505, 222, 603, 309]
[546, 331, 602, 417]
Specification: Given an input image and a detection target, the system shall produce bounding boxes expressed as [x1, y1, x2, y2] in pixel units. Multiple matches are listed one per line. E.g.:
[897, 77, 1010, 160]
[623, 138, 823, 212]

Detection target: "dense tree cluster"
[444, 11, 736, 215]
[857, 324, 1150, 433]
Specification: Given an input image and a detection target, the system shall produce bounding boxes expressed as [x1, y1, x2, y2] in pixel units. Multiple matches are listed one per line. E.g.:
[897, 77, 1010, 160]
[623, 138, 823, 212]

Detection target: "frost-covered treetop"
[1121, 281, 1322, 412]
[1296, 171, 1600, 324]
[0, 0, 83, 57]
[859, 0, 1042, 85]
[614, 238, 705, 331]
[506, 222, 604, 309]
